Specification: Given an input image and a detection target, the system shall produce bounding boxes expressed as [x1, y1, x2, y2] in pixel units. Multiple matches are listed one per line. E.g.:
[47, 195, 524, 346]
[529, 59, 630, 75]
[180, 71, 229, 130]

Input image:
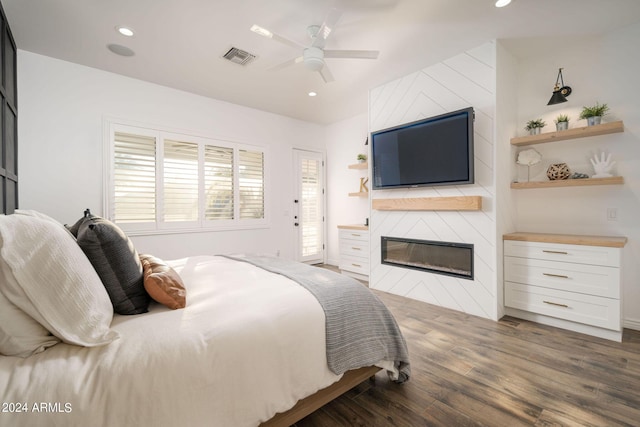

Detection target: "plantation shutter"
[300, 158, 322, 257]
[113, 132, 156, 223]
[163, 139, 199, 222]
[238, 149, 264, 219]
[204, 145, 234, 220]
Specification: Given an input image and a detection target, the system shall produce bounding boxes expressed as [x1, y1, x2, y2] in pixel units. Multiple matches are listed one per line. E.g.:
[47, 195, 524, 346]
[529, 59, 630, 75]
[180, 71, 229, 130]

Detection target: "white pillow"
[0, 284, 60, 357]
[0, 213, 119, 347]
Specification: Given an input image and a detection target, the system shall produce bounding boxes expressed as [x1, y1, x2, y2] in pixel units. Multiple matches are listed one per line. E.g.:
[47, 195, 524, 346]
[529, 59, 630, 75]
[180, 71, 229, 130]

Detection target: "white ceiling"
[3, 0, 640, 124]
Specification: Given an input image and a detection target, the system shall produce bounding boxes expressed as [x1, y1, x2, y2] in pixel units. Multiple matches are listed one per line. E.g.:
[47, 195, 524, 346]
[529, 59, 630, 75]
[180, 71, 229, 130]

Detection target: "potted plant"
[357, 153, 367, 163]
[525, 119, 546, 135]
[554, 114, 570, 131]
[579, 102, 609, 126]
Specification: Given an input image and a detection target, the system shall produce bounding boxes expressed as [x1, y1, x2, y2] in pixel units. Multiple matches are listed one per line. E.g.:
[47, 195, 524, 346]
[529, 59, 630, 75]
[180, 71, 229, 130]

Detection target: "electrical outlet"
[607, 208, 618, 221]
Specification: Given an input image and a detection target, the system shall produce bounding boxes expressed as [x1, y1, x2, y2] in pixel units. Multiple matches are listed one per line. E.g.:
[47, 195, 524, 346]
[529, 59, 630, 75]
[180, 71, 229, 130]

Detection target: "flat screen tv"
[371, 107, 474, 189]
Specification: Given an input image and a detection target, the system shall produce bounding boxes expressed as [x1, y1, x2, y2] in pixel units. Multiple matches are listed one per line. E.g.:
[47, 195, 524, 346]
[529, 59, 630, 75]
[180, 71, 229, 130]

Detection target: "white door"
[293, 149, 325, 264]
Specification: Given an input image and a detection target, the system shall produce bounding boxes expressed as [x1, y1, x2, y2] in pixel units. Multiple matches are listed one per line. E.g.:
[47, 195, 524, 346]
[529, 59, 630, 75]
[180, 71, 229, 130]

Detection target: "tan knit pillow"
[140, 254, 186, 310]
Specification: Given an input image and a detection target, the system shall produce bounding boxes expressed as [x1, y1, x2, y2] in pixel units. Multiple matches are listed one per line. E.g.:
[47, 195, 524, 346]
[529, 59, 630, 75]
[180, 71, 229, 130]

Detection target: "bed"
[0, 210, 410, 427]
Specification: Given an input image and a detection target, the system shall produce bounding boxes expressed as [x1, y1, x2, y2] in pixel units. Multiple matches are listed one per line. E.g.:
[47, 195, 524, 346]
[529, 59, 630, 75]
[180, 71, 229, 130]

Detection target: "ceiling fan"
[250, 8, 379, 83]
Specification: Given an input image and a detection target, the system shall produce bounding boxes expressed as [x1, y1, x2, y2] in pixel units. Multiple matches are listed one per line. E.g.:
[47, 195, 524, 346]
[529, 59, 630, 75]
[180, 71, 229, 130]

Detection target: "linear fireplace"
[381, 236, 474, 280]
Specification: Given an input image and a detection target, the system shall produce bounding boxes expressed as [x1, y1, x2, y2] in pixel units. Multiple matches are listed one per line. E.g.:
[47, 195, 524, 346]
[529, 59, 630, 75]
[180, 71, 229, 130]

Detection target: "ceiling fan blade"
[319, 65, 335, 83]
[250, 24, 305, 50]
[324, 49, 379, 59]
[312, 7, 343, 48]
[268, 56, 304, 71]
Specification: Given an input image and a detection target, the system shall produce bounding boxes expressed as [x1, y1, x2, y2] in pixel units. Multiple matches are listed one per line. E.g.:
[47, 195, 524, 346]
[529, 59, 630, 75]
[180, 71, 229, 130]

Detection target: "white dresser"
[503, 232, 627, 341]
[337, 225, 369, 280]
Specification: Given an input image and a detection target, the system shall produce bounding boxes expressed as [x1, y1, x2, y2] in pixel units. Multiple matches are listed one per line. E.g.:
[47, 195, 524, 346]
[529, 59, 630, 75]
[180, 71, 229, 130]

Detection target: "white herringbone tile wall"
[369, 42, 498, 320]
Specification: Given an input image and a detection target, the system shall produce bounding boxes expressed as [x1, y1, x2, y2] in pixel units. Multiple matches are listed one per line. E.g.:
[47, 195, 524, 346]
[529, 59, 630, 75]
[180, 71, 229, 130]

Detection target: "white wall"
[368, 42, 500, 321]
[17, 51, 325, 260]
[510, 22, 640, 329]
[325, 113, 369, 266]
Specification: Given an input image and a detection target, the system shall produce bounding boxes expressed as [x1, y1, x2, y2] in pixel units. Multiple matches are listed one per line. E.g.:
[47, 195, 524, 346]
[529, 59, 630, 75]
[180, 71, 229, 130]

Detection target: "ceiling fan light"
[303, 47, 325, 71]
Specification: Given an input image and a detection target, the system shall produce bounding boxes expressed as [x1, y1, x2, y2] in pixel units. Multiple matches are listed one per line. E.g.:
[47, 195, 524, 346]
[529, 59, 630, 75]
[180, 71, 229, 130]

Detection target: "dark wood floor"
[295, 276, 640, 426]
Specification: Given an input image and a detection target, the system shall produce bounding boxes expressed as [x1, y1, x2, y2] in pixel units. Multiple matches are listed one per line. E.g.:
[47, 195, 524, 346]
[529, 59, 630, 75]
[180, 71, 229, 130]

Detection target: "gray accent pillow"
[65, 208, 94, 237]
[76, 216, 150, 315]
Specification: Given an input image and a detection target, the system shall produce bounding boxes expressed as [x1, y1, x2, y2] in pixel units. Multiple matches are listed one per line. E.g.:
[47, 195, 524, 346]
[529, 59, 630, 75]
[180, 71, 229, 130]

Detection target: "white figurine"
[590, 152, 615, 178]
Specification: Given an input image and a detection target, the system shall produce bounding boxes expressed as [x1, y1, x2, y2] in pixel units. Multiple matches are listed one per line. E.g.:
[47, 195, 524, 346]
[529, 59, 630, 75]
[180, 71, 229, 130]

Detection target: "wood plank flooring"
[294, 283, 640, 427]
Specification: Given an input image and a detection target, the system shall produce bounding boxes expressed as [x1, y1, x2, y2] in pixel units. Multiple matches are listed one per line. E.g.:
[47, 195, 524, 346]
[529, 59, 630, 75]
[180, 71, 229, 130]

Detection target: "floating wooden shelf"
[348, 162, 368, 170]
[348, 191, 369, 197]
[503, 232, 627, 248]
[510, 121, 624, 146]
[372, 196, 482, 211]
[511, 176, 623, 189]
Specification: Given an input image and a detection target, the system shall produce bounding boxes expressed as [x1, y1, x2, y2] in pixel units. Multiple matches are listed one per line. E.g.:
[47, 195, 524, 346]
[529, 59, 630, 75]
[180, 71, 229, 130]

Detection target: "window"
[107, 122, 266, 233]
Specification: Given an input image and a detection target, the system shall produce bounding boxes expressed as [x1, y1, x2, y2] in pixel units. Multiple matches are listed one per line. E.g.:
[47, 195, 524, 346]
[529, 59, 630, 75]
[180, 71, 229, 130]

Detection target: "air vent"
[222, 47, 257, 66]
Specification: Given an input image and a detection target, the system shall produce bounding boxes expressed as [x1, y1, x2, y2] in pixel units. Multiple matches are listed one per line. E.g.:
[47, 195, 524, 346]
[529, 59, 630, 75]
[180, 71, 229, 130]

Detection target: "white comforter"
[0, 256, 341, 427]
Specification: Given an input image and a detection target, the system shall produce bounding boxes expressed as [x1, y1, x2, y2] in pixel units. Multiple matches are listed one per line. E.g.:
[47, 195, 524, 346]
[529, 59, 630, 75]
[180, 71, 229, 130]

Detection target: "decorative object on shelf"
[554, 114, 570, 131]
[516, 148, 542, 182]
[590, 152, 616, 178]
[546, 163, 571, 180]
[547, 68, 572, 105]
[525, 119, 546, 135]
[570, 172, 589, 179]
[357, 153, 367, 163]
[359, 177, 369, 193]
[579, 102, 609, 126]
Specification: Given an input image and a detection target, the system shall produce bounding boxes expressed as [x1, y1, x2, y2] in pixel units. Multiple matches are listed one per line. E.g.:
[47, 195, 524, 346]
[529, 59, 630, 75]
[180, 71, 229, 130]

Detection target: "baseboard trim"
[504, 308, 622, 342]
[624, 317, 640, 331]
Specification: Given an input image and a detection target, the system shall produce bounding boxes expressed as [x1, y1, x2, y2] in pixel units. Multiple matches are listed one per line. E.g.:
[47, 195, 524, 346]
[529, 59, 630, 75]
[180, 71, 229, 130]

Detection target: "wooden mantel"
[372, 196, 482, 211]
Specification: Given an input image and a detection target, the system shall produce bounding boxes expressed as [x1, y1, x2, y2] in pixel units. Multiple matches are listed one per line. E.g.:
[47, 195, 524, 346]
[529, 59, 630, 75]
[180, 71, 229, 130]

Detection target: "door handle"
[294, 223, 299, 226]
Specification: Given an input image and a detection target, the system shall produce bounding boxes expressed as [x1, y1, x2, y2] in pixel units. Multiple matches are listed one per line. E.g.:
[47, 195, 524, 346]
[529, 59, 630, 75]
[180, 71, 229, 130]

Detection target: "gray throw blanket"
[223, 254, 410, 383]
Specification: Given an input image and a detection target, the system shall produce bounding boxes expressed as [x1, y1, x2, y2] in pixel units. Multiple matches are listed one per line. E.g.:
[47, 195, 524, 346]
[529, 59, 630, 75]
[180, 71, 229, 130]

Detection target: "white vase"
[556, 122, 568, 131]
[529, 128, 541, 135]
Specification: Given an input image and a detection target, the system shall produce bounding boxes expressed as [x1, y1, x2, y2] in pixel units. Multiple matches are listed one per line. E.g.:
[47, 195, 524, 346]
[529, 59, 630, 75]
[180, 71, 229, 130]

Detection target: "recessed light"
[250, 25, 272, 38]
[308, 91, 317, 97]
[116, 26, 135, 37]
[495, 0, 512, 7]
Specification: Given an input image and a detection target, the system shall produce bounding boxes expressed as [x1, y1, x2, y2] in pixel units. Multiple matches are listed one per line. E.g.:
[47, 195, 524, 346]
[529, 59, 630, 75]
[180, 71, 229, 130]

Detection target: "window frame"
[104, 119, 269, 235]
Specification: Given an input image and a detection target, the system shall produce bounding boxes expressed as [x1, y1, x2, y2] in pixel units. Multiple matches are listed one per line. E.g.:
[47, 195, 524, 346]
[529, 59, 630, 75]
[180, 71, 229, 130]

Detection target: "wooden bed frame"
[260, 366, 381, 427]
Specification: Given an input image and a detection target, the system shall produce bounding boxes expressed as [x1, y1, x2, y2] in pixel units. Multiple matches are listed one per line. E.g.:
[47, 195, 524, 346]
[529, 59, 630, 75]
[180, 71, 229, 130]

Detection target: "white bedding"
[0, 255, 341, 427]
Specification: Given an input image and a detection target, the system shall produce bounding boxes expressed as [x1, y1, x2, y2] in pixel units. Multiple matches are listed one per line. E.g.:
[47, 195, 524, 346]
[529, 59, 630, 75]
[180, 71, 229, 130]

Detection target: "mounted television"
[371, 107, 474, 189]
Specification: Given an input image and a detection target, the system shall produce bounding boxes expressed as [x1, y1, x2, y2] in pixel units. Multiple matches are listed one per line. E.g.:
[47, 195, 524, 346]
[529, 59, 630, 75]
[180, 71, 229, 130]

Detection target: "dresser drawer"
[504, 256, 620, 298]
[505, 282, 620, 331]
[339, 229, 368, 243]
[339, 255, 369, 276]
[339, 240, 369, 257]
[504, 240, 621, 267]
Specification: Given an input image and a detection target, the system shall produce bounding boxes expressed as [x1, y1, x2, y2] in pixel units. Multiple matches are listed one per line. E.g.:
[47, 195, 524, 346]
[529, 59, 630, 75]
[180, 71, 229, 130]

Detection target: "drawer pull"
[543, 273, 569, 279]
[542, 250, 568, 255]
[351, 263, 362, 268]
[351, 233, 361, 237]
[351, 247, 361, 250]
[543, 300, 569, 308]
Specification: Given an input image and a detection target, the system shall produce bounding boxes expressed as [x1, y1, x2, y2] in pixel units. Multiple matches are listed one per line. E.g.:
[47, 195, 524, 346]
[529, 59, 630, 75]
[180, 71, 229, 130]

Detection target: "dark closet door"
[0, 1, 17, 215]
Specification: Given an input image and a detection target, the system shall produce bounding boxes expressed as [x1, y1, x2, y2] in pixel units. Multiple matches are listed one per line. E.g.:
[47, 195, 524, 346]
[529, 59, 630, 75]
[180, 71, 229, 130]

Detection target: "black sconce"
[547, 68, 572, 105]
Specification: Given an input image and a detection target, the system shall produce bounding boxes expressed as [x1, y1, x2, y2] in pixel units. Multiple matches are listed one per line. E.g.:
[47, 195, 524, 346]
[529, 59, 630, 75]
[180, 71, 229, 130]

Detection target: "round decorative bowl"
[547, 163, 571, 180]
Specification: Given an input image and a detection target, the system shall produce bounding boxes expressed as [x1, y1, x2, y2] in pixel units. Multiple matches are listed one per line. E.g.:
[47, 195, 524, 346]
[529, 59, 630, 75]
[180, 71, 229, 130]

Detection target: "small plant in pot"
[554, 114, 570, 131]
[357, 153, 367, 163]
[579, 102, 609, 126]
[525, 119, 546, 135]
